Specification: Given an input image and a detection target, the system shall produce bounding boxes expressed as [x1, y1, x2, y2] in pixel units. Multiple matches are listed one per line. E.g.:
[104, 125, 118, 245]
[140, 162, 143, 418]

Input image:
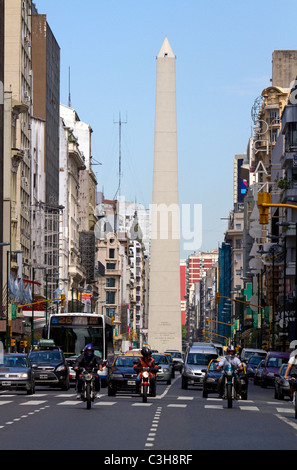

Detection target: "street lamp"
[6, 249, 24, 352]
[31, 265, 47, 348]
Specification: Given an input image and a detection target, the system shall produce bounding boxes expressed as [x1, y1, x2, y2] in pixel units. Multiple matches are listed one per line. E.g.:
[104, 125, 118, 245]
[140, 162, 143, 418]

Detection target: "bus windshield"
[48, 314, 113, 359]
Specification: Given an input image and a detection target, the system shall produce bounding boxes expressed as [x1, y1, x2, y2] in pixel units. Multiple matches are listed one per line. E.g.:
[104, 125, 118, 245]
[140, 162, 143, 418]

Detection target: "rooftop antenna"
[113, 112, 127, 199]
[68, 66, 71, 107]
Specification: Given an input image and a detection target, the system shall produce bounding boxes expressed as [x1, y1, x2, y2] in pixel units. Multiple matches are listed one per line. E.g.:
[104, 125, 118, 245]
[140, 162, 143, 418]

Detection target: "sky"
[35, 0, 297, 259]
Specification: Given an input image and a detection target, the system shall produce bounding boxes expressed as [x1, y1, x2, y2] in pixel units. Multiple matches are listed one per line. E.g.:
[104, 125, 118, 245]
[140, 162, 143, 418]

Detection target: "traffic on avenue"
[1, 342, 297, 457]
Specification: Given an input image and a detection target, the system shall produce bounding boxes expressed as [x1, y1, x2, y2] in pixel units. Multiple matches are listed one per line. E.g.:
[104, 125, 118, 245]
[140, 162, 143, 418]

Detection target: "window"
[106, 278, 116, 287]
[109, 248, 115, 259]
[106, 262, 116, 270]
[236, 224, 241, 230]
[106, 291, 115, 304]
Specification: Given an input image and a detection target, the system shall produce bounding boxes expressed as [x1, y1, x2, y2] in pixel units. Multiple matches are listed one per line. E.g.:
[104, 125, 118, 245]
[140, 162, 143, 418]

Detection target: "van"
[181, 345, 218, 389]
[261, 351, 290, 388]
[240, 348, 267, 364]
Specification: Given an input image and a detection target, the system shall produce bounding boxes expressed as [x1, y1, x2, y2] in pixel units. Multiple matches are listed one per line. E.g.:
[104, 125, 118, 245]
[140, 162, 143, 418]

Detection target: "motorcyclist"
[284, 342, 297, 402]
[217, 345, 243, 399]
[134, 347, 159, 397]
[74, 344, 103, 399]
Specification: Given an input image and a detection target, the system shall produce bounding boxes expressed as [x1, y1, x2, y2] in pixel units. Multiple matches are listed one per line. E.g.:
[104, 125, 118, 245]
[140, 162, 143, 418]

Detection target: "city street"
[0, 375, 297, 452]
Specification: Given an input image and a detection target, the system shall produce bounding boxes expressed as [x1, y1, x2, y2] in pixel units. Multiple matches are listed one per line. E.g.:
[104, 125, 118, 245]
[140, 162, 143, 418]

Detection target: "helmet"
[227, 345, 235, 355]
[85, 344, 94, 357]
[141, 347, 151, 358]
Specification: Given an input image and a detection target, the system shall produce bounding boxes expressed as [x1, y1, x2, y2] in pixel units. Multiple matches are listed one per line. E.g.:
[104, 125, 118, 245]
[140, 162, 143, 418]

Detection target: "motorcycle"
[223, 363, 238, 408]
[139, 366, 159, 403]
[79, 368, 98, 409]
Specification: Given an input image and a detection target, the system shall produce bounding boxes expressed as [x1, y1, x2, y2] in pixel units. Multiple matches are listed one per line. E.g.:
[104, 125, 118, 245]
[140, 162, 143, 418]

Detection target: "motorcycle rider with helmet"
[217, 345, 243, 399]
[74, 344, 103, 399]
[134, 347, 159, 397]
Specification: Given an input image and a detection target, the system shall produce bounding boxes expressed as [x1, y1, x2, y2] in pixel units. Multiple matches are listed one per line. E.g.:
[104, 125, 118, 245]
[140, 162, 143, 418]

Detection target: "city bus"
[47, 313, 114, 360]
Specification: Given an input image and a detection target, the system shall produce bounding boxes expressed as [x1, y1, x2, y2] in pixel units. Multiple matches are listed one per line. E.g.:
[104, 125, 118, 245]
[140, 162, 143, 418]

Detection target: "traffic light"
[215, 292, 220, 305]
[10, 339, 16, 347]
[60, 294, 65, 306]
[258, 192, 272, 224]
[205, 317, 209, 326]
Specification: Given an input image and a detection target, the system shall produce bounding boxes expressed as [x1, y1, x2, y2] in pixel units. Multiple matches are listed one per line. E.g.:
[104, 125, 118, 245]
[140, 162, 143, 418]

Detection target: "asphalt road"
[0, 375, 297, 454]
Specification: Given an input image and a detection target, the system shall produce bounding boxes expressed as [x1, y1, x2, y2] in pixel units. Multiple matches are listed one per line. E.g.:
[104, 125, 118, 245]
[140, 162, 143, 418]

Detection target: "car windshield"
[187, 353, 217, 365]
[0, 356, 28, 368]
[152, 354, 168, 364]
[29, 350, 63, 363]
[115, 356, 136, 367]
[248, 356, 262, 365]
[208, 361, 220, 371]
[267, 357, 286, 368]
[170, 352, 182, 358]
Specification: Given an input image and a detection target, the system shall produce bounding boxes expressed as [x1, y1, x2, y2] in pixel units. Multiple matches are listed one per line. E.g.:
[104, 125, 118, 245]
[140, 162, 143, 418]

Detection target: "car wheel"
[108, 386, 116, 396]
[181, 377, 188, 390]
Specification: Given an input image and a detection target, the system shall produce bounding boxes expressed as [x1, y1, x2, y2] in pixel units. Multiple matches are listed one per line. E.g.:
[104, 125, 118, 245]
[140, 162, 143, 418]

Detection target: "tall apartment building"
[4, 0, 32, 273]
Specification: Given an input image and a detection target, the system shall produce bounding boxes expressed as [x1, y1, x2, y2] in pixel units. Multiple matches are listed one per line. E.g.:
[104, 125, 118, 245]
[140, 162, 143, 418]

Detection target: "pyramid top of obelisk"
[157, 37, 175, 59]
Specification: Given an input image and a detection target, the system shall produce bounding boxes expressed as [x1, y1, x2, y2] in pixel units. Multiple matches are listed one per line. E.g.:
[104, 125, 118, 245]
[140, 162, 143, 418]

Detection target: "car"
[254, 359, 265, 385]
[28, 344, 70, 391]
[163, 353, 175, 378]
[246, 354, 265, 379]
[107, 354, 139, 396]
[181, 345, 218, 389]
[65, 355, 78, 385]
[152, 353, 172, 384]
[274, 363, 291, 400]
[0, 353, 35, 395]
[261, 351, 290, 388]
[240, 348, 267, 365]
[164, 350, 184, 371]
[202, 358, 223, 397]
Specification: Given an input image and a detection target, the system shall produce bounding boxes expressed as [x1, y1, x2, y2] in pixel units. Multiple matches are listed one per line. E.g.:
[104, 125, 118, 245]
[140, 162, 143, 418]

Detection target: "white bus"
[47, 313, 114, 360]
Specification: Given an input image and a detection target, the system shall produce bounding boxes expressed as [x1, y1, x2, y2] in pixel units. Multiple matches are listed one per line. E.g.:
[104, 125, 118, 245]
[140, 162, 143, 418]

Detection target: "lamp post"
[5, 248, 24, 352]
[0, 242, 10, 351]
[31, 265, 46, 348]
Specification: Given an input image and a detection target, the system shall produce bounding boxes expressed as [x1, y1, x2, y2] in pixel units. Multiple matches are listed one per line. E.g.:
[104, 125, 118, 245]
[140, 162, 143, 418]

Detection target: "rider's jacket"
[218, 355, 242, 370]
[75, 353, 102, 371]
[133, 356, 159, 374]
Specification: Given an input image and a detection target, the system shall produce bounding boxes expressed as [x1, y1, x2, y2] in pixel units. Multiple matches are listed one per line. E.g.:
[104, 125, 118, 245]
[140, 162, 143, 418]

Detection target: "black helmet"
[141, 347, 151, 358]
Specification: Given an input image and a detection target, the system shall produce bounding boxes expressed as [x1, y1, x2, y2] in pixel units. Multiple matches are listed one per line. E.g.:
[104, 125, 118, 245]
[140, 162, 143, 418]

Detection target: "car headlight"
[56, 365, 66, 372]
[185, 368, 194, 375]
[163, 368, 169, 372]
[207, 377, 216, 383]
[20, 373, 28, 379]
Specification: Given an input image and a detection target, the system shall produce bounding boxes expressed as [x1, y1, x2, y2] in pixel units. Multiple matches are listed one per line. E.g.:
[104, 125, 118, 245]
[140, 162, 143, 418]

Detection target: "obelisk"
[148, 38, 181, 352]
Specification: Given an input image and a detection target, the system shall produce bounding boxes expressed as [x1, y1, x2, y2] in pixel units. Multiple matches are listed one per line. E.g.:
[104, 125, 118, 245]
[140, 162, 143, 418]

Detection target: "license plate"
[2, 381, 11, 386]
[127, 380, 136, 385]
[40, 375, 48, 379]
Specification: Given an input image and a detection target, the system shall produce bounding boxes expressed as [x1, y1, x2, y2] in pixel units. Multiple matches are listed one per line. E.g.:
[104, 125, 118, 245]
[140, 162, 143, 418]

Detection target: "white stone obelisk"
[148, 38, 181, 352]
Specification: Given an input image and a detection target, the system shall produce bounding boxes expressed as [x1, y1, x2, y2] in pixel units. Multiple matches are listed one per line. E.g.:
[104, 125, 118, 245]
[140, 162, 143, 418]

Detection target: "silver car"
[181, 346, 218, 389]
[0, 353, 35, 395]
[152, 353, 172, 384]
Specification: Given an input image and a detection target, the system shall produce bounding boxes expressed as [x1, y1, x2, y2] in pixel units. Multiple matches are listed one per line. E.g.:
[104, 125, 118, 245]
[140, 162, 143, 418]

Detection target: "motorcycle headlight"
[143, 371, 149, 378]
[85, 373, 93, 381]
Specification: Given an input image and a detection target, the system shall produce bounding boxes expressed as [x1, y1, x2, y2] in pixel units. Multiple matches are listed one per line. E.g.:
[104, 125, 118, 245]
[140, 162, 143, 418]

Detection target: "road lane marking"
[276, 413, 297, 431]
[167, 404, 187, 408]
[20, 401, 47, 406]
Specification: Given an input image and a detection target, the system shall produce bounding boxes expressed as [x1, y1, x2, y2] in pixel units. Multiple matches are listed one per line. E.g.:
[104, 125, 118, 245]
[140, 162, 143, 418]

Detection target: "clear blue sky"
[35, 0, 297, 258]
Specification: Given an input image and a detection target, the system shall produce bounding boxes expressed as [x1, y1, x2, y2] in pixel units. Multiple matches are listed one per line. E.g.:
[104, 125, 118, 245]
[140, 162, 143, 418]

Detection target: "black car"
[0, 353, 35, 395]
[29, 346, 70, 390]
[202, 359, 222, 397]
[107, 354, 138, 396]
[274, 363, 291, 400]
[246, 354, 264, 379]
